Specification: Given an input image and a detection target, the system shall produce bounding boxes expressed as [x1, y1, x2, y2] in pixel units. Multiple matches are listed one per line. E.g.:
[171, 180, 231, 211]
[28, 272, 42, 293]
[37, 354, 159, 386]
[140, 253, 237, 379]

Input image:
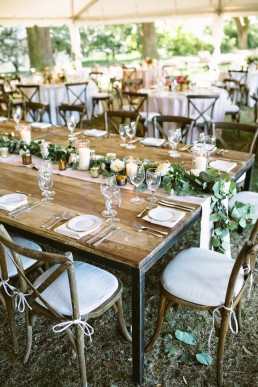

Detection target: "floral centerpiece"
[110, 159, 125, 174]
[176, 75, 190, 91]
[246, 55, 258, 66]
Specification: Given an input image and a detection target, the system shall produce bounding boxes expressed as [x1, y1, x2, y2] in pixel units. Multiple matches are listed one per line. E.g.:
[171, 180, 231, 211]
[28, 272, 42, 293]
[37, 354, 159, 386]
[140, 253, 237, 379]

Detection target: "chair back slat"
[104, 110, 140, 134]
[65, 82, 88, 106]
[187, 94, 219, 127]
[153, 115, 195, 141]
[17, 84, 41, 103]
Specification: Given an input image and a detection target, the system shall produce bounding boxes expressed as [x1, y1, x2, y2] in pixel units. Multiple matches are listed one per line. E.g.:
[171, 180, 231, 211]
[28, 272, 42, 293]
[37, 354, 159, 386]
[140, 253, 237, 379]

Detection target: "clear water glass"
[146, 168, 161, 204]
[100, 173, 117, 217]
[168, 128, 182, 158]
[67, 115, 77, 140]
[127, 160, 145, 204]
[119, 124, 128, 147]
[126, 121, 136, 149]
[104, 186, 121, 225]
[37, 159, 55, 197]
[13, 107, 22, 129]
[38, 169, 54, 202]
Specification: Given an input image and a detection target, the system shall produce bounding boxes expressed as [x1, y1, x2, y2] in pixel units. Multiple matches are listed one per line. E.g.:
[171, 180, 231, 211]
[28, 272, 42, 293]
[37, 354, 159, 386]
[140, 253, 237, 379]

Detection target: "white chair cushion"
[161, 248, 244, 307]
[33, 261, 118, 316]
[229, 191, 258, 220]
[225, 104, 239, 113]
[1, 237, 40, 278]
[92, 92, 110, 99]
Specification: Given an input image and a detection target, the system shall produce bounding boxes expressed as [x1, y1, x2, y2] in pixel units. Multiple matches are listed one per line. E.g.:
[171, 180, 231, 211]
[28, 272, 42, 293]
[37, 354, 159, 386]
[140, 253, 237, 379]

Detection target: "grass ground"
[0, 106, 257, 387]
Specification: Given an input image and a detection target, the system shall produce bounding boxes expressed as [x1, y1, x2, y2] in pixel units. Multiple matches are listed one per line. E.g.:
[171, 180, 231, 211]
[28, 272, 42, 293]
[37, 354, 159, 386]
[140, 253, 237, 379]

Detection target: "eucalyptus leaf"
[196, 352, 213, 365]
[165, 344, 177, 357]
[175, 330, 196, 345]
[179, 352, 194, 363]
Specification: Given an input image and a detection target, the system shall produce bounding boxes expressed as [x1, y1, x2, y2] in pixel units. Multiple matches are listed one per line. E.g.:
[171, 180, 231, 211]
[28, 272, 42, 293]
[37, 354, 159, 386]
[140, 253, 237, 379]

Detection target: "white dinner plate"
[0, 193, 27, 205]
[148, 207, 174, 222]
[140, 138, 165, 147]
[209, 160, 237, 172]
[67, 215, 101, 232]
[31, 122, 52, 130]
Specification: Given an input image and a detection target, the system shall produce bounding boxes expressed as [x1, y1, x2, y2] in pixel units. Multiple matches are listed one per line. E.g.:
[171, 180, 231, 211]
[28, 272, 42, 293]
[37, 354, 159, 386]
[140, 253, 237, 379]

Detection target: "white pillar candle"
[78, 147, 90, 170]
[20, 126, 31, 145]
[126, 161, 138, 177]
[195, 155, 207, 171]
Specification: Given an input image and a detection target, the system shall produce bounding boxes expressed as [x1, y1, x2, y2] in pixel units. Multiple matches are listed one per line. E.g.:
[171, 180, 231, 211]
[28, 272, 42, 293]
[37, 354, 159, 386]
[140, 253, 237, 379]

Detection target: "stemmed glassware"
[146, 168, 161, 204]
[104, 186, 121, 225]
[127, 159, 145, 204]
[13, 107, 22, 129]
[119, 124, 128, 147]
[38, 159, 55, 199]
[125, 121, 136, 149]
[168, 128, 182, 158]
[100, 173, 117, 217]
[67, 115, 77, 140]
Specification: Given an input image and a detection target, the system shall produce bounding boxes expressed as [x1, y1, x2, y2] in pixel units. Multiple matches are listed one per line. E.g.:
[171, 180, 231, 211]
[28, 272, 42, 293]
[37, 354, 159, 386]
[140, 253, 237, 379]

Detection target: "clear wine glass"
[127, 160, 145, 204]
[37, 159, 55, 197]
[13, 107, 22, 130]
[168, 128, 182, 158]
[119, 124, 128, 147]
[100, 173, 117, 217]
[38, 169, 54, 202]
[146, 168, 161, 204]
[67, 115, 77, 140]
[104, 186, 121, 225]
[126, 121, 136, 149]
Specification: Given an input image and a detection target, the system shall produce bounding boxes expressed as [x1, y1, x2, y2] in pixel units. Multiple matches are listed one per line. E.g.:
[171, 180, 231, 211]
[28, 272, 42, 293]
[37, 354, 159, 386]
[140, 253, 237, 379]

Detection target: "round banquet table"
[135, 66, 163, 88]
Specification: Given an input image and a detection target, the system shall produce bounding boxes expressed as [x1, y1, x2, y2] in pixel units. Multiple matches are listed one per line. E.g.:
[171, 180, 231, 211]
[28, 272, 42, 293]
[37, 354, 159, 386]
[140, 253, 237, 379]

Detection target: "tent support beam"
[74, 0, 99, 20]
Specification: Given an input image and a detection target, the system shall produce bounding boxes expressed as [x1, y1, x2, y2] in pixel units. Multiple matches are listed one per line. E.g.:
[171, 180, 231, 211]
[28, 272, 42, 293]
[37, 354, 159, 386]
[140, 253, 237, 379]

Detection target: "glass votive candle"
[58, 159, 66, 170]
[22, 153, 32, 165]
[0, 147, 9, 158]
[20, 125, 32, 145]
[192, 148, 208, 174]
[76, 140, 90, 170]
[116, 175, 127, 186]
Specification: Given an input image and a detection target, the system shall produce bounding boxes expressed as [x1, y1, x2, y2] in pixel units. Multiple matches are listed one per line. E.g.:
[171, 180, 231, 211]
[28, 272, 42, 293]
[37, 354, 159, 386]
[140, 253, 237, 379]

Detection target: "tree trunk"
[234, 17, 249, 50]
[142, 22, 158, 59]
[26, 26, 54, 70]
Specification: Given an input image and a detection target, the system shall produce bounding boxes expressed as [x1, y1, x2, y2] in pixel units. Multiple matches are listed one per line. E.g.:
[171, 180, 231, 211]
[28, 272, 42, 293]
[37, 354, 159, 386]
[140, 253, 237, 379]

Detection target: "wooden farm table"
[0, 122, 255, 384]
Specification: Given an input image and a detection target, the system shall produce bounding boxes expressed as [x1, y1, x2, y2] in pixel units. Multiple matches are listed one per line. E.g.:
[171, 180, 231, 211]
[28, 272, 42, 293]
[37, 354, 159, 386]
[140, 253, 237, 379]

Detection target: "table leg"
[131, 267, 145, 385]
[244, 164, 254, 190]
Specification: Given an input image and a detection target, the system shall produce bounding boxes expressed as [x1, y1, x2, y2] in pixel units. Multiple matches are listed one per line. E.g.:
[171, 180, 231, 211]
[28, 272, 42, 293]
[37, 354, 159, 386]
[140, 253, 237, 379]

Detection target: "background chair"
[0, 224, 131, 387]
[57, 104, 87, 129]
[251, 94, 258, 124]
[17, 84, 51, 123]
[0, 224, 42, 352]
[104, 110, 140, 135]
[222, 78, 241, 123]
[211, 121, 258, 154]
[187, 94, 219, 133]
[145, 220, 258, 387]
[122, 78, 143, 92]
[152, 115, 195, 142]
[228, 69, 249, 106]
[0, 96, 12, 119]
[89, 72, 113, 119]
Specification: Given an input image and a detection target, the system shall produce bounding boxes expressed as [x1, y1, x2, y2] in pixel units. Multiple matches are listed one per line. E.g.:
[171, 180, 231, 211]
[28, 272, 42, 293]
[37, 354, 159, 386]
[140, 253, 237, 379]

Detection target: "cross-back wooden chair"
[228, 69, 249, 106]
[162, 64, 175, 78]
[65, 82, 88, 107]
[0, 225, 42, 352]
[17, 84, 51, 122]
[0, 224, 131, 387]
[222, 78, 241, 122]
[104, 110, 140, 135]
[211, 121, 258, 154]
[251, 94, 258, 124]
[0, 96, 12, 119]
[57, 104, 87, 129]
[89, 72, 113, 119]
[145, 220, 258, 387]
[122, 66, 137, 82]
[152, 115, 195, 142]
[187, 94, 219, 133]
[122, 78, 143, 92]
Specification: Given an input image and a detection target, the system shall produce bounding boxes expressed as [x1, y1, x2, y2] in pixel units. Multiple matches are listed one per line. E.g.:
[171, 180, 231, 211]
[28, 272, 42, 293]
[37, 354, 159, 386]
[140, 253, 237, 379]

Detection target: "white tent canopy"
[0, 0, 258, 28]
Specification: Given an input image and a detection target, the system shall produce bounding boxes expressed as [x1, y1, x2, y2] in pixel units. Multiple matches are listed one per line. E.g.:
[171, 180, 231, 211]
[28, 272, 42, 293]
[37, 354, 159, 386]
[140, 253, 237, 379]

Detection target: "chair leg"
[235, 300, 243, 331]
[217, 313, 229, 387]
[4, 293, 18, 352]
[75, 324, 87, 387]
[115, 296, 132, 342]
[23, 312, 36, 363]
[64, 326, 77, 352]
[145, 294, 169, 352]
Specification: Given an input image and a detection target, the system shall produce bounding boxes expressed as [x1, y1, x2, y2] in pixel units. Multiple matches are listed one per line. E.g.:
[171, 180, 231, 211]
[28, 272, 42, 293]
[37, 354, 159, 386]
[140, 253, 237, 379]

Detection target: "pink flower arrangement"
[176, 75, 189, 85]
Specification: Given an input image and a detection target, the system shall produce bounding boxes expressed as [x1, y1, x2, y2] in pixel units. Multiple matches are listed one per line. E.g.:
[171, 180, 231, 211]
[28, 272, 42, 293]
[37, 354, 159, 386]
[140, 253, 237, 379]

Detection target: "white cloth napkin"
[0, 198, 28, 211]
[209, 160, 237, 172]
[141, 138, 165, 147]
[54, 221, 101, 240]
[31, 122, 52, 129]
[0, 116, 7, 122]
[143, 206, 186, 228]
[83, 129, 107, 137]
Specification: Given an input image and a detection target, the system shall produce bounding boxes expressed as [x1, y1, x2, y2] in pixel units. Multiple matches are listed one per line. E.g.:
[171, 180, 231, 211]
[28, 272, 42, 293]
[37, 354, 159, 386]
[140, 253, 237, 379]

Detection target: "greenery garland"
[1, 133, 254, 253]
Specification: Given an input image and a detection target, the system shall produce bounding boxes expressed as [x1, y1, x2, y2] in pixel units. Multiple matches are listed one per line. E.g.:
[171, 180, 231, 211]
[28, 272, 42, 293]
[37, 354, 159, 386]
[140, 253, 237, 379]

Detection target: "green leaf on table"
[239, 218, 247, 228]
[175, 330, 196, 345]
[179, 352, 194, 363]
[165, 344, 177, 357]
[196, 352, 213, 365]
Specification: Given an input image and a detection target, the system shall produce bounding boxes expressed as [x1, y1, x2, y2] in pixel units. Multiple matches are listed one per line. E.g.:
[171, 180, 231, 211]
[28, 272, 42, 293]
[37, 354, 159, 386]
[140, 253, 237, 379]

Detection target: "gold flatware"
[158, 200, 195, 211]
[132, 222, 164, 238]
[211, 157, 244, 165]
[45, 211, 71, 230]
[41, 210, 65, 228]
[180, 144, 192, 151]
[86, 225, 114, 244]
[93, 227, 121, 247]
[10, 201, 43, 218]
[132, 221, 168, 236]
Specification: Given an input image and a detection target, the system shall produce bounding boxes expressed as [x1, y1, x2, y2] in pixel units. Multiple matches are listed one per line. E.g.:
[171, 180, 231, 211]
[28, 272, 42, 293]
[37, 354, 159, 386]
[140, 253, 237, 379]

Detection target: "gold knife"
[158, 200, 195, 211]
[93, 227, 121, 247]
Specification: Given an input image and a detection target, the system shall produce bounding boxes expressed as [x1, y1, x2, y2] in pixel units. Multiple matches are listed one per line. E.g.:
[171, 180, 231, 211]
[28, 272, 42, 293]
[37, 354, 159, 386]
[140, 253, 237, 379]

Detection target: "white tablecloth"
[139, 86, 228, 137]
[135, 67, 163, 88]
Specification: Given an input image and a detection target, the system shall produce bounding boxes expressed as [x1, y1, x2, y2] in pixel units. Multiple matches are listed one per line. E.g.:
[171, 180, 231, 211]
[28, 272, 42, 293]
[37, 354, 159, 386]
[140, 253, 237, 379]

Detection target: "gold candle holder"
[116, 175, 127, 186]
[22, 153, 32, 165]
[58, 159, 66, 170]
[90, 167, 99, 178]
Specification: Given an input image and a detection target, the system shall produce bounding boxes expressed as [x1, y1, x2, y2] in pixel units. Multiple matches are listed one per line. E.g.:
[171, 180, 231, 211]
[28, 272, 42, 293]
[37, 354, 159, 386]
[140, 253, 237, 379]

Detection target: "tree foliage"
[0, 27, 28, 72]
[50, 26, 72, 55]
